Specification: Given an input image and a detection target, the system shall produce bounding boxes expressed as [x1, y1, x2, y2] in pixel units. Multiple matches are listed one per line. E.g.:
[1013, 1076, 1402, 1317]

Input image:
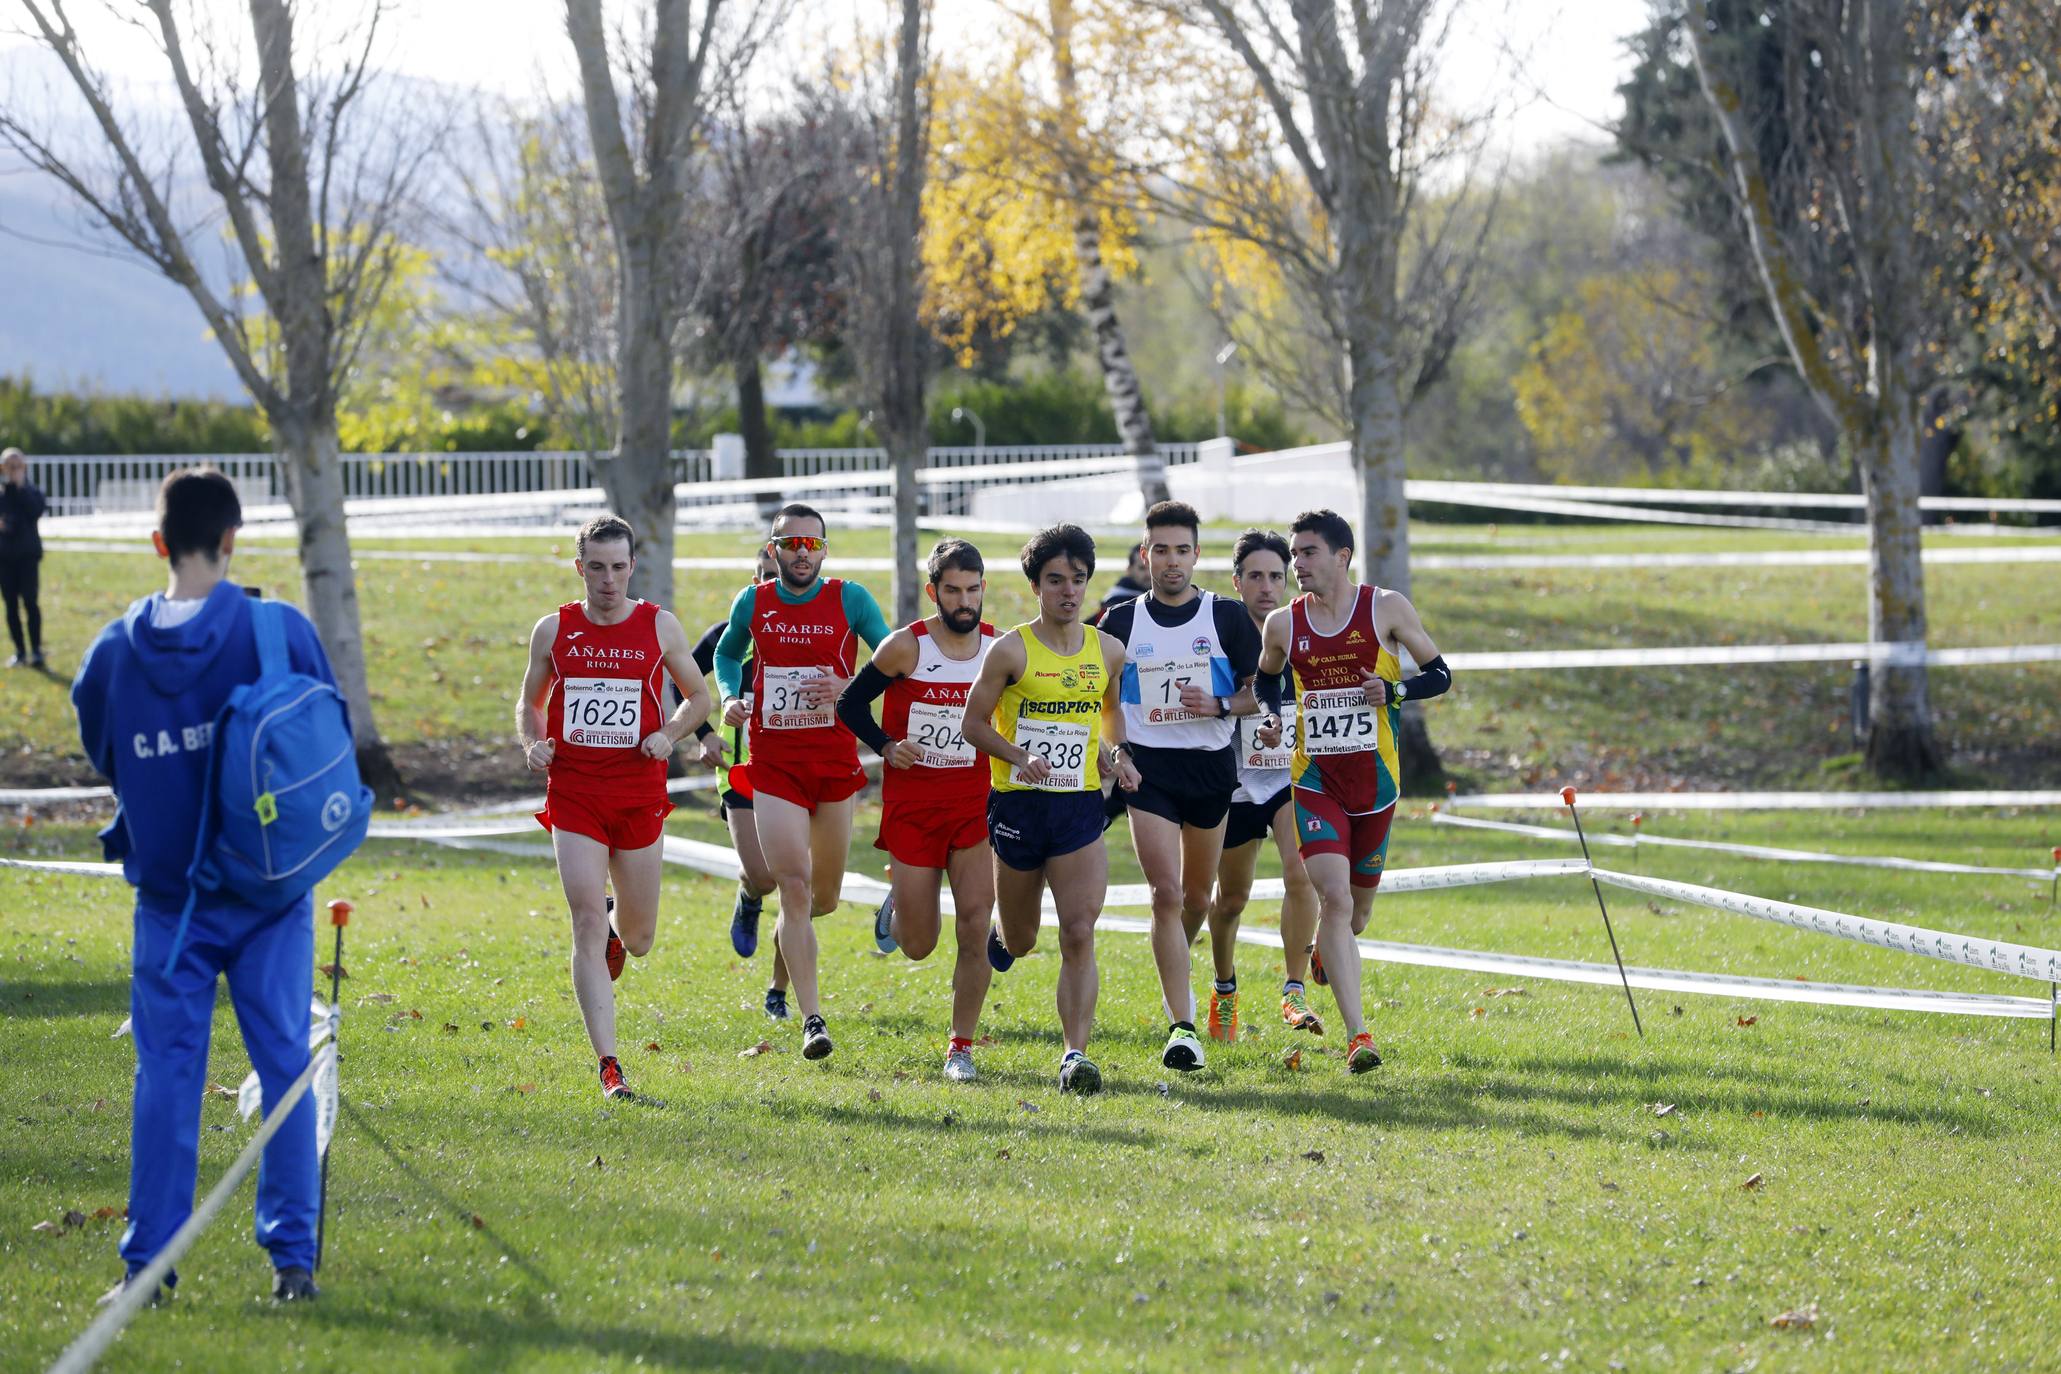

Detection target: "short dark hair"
[927, 538, 984, 585]
[577, 514, 635, 558]
[157, 467, 242, 563]
[1020, 523, 1097, 583]
[1232, 528, 1291, 574]
[771, 502, 825, 535]
[1290, 508, 1354, 555]
[1144, 500, 1201, 542]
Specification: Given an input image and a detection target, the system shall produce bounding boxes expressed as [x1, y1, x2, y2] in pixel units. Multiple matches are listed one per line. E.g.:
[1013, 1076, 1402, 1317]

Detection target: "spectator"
[1089, 541, 1149, 626]
[0, 446, 46, 667]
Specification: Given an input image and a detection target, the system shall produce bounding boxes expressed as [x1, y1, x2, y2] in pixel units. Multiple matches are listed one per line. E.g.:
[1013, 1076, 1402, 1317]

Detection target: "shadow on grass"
[4, 977, 130, 1020]
[310, 1294, 955, 1374]
[792, 1099, 1158, 1149]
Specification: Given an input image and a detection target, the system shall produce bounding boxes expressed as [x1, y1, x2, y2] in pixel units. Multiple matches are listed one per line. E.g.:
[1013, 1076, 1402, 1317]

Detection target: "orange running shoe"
[1207, 986, 1240, 1042]
[1346, 1032, 1383, 1074]
[1280, 986, 1324, 1036]
[1309, 944, 1327, 986]
[599, 1055, 634, 1100]
[604, 894, 624, 981]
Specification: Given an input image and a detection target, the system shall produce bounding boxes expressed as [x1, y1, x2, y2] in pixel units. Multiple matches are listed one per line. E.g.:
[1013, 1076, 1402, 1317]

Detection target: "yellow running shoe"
[1346, 1032, 1383, 1074]
[1280, 987, 1324, 1036]
[1207, 987, 1240, 1042]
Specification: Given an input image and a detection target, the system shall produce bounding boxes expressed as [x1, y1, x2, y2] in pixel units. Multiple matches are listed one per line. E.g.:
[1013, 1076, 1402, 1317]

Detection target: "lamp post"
[951, 404, 985, 457]
[1213, 342, 1239, 438]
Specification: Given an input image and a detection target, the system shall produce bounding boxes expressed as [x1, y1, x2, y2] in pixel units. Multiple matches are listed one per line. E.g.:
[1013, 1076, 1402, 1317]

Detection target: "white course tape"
[47, 1043, 336, 1374]
[1446, 641, 2061, 671]
[1099, 857, 1590, 910]
[1412, 488, 1859, 534]
[1447, 789, 2061, 811]
[1592, 867, 2061, 984]
[1415, 479, 2061, 516]
[0, 785, 113, 804]
[0, 855, 125, 876]
[1416, 545, 2061, 572]
[1429, 811, 2059, 880]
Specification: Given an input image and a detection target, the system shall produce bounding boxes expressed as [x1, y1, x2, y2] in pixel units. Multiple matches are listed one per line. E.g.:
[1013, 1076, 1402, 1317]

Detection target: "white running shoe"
[943, 1046, 977, 1082]
[1162, 1024, 1206, 1072]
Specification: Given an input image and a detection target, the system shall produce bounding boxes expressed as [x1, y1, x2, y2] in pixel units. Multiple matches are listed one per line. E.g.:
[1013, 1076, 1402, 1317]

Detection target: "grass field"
[6, 522, 2060, 794]
[6, 802, 2061, 1371]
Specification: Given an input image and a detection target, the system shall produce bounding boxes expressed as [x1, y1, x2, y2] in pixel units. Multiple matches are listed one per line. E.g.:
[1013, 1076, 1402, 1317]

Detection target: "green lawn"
[10, 523, 2061, 792]
[4, 805, 2060, 1370]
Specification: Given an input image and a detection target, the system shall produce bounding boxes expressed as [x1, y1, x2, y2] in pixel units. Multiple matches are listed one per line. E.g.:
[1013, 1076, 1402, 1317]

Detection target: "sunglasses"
[770, 536, 827, 553]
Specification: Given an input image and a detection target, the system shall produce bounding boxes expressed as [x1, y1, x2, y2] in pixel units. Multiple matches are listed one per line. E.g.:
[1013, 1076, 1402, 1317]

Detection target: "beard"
[940, 605, 981, 635]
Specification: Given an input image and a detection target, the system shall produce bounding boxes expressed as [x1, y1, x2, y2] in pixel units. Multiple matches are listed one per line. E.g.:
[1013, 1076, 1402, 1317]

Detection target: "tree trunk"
[884, 0, 929, 626]
[888, 422, 923, 625]
[1916, 386, 1957, 523]
[736, 347, 780, 520]
[1859, 404, 1943, 779]
[274, 416, 401, 799]
[604, 241, 678, 609]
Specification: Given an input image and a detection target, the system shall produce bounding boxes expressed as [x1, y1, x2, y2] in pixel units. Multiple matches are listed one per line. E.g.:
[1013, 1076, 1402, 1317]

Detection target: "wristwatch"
[1392, 680, 1408, 703]
[1215, 696, 1232, 717]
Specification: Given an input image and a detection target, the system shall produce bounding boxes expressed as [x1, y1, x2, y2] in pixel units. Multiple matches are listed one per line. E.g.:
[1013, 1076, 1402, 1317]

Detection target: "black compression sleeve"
[1399, 654, 1452, 702]
[836, 661, 896, 756]
[1256, 667, 1285, 717]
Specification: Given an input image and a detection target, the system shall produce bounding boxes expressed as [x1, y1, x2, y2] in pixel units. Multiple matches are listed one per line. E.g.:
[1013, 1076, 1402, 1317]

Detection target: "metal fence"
[24, 443, 1198, 517]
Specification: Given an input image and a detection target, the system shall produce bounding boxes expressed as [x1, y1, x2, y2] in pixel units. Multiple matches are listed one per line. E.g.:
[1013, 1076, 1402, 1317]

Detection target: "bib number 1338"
[1014, 718, 1089, 789]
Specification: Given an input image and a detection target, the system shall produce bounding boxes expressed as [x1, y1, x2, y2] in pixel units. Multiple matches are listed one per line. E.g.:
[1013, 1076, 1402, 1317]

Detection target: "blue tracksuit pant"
[122, 895, 318, 1278]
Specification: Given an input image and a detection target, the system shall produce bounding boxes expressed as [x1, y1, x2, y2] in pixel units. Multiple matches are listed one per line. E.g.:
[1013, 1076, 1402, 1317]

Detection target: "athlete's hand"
[1015, 751, 1053, 785]
[697, 735, 726, 770]
[1113, 754, 1142, 792]
[800, 674, 848, 709]
[1255, 714, 1283, 749]
[888, 738, 924, 770]
[523, 737, 556, 772]
[1360, 668, 1389, 708]
[723, 694, 752, 728]
[1177, 682, 1217, 715]
[640, 731, 675, 761]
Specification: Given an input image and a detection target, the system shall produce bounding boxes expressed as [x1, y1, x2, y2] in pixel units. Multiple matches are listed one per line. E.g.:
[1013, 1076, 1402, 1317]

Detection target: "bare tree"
[1168, 0, 1505, 781]
[835, 0, 933, 624]
[562, 0, 787, 608]
[0, 0, 428, 792]
[1685, 0, 1945, 776]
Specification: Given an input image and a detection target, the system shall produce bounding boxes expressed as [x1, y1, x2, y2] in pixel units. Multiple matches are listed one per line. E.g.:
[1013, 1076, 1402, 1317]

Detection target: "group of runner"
[517, 501, 1451, 1098]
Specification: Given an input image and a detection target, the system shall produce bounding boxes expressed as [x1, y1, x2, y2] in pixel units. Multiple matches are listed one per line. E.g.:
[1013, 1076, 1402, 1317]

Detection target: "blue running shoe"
[986, 922, 1014, 972]
[730, 888, 762, 958]
[764, 986, 790, 1021]
[874, 892, 898, 954]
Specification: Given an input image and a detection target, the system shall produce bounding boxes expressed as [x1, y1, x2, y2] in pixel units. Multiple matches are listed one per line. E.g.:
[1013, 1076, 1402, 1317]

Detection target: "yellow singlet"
[989, 623, 1106, 793]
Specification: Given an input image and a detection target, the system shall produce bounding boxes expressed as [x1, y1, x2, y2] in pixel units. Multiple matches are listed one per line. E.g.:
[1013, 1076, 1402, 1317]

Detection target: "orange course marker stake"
[1559, 783, 1643, 1038]
[329, 898, 353, 927]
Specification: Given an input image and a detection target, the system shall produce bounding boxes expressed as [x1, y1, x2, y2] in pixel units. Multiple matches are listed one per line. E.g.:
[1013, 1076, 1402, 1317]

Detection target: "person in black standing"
[0, 447, 47, 668]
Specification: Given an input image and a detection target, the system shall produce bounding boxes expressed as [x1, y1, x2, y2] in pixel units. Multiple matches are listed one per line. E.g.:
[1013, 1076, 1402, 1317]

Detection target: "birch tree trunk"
[882, 0, 931, 625]
[1859, 400, 1943, 777]
[604, 230, 680, 606]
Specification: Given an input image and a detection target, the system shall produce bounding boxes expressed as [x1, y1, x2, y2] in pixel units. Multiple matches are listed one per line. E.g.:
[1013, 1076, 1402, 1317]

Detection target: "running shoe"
[604, 895, 625, 982]
[874, 892, 898, 954]
[1208, 987, 1240, 1043]
[272, 1266, 319, 1302]
[1280, 986, 1325, 1036]
[1059, 1049, 1102, 1094]
[764, 986, 791, 1021]
[1162, 1023, 1206, 1072]
[1346, 1032, 1383, 1074]
[802, 1014, 834, 1061]
[599, 1055, 634, 1100]
[943, 1042, 977, 1082]
[97, 1271, 174, 1308]
[1309, 944, 1327, 986]
[986, 922, 1015, 972]
[730, 888, 763, 958]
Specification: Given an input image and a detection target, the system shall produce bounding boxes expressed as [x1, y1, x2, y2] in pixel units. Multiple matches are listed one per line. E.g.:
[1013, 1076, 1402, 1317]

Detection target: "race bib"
[760, 665, 832, 730]
[907, 700, 976, 768]
[1013, 717, 1091, 790]
[1300, 687, 1381, 756]
[1137, 653, 1210, 725]
[563, 677, 642, 749]
[1239, 713, 1298, 771]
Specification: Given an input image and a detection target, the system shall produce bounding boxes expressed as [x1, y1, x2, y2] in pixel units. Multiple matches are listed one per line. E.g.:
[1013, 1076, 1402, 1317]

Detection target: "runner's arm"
[655, 610, 713, 743]
[960, 634, 1026, 767]
[690, 622, 724, 739]
[842, 580, 893, 650]
[516, 614, 558, 767]
[835, 628, 916, 756]
[712, 583, 757, 699]
[1099, 633, 1141, 791]
[1379, 590, 1451, 703]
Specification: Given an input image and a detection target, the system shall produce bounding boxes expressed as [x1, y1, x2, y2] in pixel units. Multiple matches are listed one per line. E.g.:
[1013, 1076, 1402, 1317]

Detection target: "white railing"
[23, 443, 1198, 517]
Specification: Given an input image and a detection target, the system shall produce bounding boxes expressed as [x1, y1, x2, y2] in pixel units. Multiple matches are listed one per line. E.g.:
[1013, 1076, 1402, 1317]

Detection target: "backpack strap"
[251, 597, 288, 679]
[164, 719, 224, 977]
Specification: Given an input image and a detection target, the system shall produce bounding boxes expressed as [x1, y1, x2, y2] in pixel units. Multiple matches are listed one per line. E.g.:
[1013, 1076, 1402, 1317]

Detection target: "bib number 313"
[1014, 718, 1089, 790]
[761, 666, 832, 730]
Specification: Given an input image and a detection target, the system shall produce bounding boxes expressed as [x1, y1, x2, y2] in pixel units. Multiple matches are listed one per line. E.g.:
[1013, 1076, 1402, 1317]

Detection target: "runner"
[1203, 528, 1323, 1041]
[1252, 509, 1452, 1073]
[1098, 501, 1261, 1072]
[962, 523, 1139, 1094]
[714, 503, 892, 1060]
[517, 515, 712, 1100]
[691, 548, 792, 1019]
[836, 539, 997, 1081]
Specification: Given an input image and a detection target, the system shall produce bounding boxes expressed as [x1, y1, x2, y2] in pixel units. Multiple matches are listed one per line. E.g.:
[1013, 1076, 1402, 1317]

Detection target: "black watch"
[1215, 696, 1232, 717]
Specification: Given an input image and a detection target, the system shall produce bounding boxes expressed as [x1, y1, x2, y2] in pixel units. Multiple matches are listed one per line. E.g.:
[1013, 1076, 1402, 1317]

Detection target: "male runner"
[1098, 501, 1260, 1072]
[517, 515, 712, 1100]
[1203, 528, 1323, 1041]
[714, 503, 891, 1060]
[836, 539, 997, 1081]
[1253, 509, 1451, 1073]
[693, 548, 789, 1018]
[963, 523, 1139, 1094]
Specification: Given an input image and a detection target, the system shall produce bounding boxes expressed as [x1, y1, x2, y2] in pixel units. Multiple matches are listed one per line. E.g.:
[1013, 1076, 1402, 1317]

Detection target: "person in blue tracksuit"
[72, 468, 337, 1305]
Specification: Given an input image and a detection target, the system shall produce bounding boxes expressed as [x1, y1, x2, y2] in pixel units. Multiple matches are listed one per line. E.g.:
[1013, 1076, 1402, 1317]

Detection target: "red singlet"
[880, 620, 995, 804]
[546, 598, 668, 802]
[747, 577, 861, 768]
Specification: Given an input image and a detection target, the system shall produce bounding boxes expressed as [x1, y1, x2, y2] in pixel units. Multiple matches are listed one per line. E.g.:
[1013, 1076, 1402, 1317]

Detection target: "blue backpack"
[163, 599, 372, 973]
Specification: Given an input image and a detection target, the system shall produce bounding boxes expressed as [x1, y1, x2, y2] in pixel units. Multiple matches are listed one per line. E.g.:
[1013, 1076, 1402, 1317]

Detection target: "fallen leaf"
[709, 1247, 723, 1261]
[32, 1220, 61, 1235]
[893, 1069, 910, 1080]
[1742, 1172, 1764, 1190]
[92, 1206, 119, 1221]
[867, 1089, 883, 1102]
[1770, 1302, 1819, 1330]
[1750, 1110, 1766, 1119]
[592, 1155, 605, 1169]
[1857, 1097, 1870, 1107]
[61, 1209, 86, 1228]
[1670, 1005, 1684, 1017]
[319, 962, 348, 980]
[1471, 1006, 1487, 1018]
[1650, 1102, 1678, 1118]
[514, 1083, 537, 1095]
[408, 1009, 422, 1020]
[740, 1040, 778, 1057]
[205, 1083, 236, 1099]
[110, 1017, 132, 1039]
[1283, 1047, 1304, 1071]
[507, 1017, 526, 1030]
[441, 1022, 459, 1034]
[995, 1148, 1011, 1160]
[976, 1035, 996, 1047]
[1737, 1015, 1758, 1027]
[360, 992, 396, 1005]
[1484, 986, 1530, 998]
[1600, 1181, 1620, 1193]
[1018, 1099, 1040, 1114]
[645, 1041, 661, 1053]
[480, 1021, 494, 1031]
[1301, 1150, 1325, 1163]
[89, 1098, 107, 1113]
[419, 894, 431, 909]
